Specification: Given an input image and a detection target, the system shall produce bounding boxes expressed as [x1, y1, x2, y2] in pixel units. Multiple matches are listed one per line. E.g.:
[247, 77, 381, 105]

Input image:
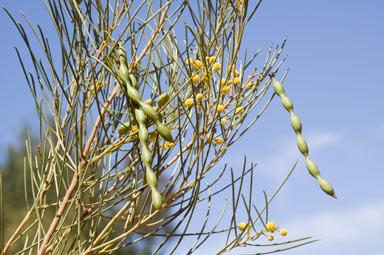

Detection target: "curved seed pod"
[117, 45, 173, 143]
[129, 73, 138, 89]
[272, 78, 285, 95]
[151, 188, 163, 210]
[156, 123, 174, 142]
[139, 127, 149, 144]
[140, 103, 158, 121]
[141, 145, 152, 167]
[135, 108, 146, 124]
[297, 133, 308, 155]
[134, 108, 163, 209]
[118, 45, 130, 85]
[317, 176, 336, 197]
[272, 78, 336, 198]
[146, 168, 158, 187]
[290, 112, 302, 133]
[158, 93, 170, 108]
[140, 103, 174, 142]
[281, 95, 293, 111]
[144, 98, 154, 106]
[126, 84, 142, 105]
[305, 157, 320, 177]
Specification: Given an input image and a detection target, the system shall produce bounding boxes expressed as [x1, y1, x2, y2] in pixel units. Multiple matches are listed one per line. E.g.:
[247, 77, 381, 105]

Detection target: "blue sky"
[1, 1, 384, 255]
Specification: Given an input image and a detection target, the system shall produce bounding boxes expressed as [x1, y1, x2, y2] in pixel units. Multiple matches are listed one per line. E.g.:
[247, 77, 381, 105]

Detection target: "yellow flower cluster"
[215, 137, 223, 144]
[216, 104, 225, 113]
[238, 222, 248, 231]
[162, 142, 176, 150]
[212, 63, 221, 71]
[192, 74, 200, 83]
[265, 222, 277, 233]
[265, 221, 288, 241]
[235, 106, 244, 114]
[185, 98, 194, 107]
[221, 85, 230, 94]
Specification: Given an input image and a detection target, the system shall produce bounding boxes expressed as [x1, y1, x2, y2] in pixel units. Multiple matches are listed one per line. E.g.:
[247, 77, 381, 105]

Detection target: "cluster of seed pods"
[272, 78, 336, 198]
[117, 44, 174, 209]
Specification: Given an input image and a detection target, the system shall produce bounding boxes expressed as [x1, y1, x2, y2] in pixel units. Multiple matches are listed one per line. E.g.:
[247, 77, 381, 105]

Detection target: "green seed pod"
[135, 109, 146, 124]
[157, 122, 174, 142]
[118, 123, 129, 136]
[290, 112, 302, 133]
[126, 85, 142, 105]
[272, 77, 336, 198]
[141, 146, 153, 167]
[146, 168, 158, 187]
[158, 93, 170, 108]
[140, 103, 158, 122]
[317, 176, 336, 198]
[151, 188, 163, 210]
[305, 157, 320, 178]
[297, 133, 308, 156]
[119, 64, 130, 85]
[281, 95, 293, 111]
[144, 98, 154, 106]
[118, 44, 128, 65]
[118, 45, 130, 84]
[129, 74, 138, 89]
[272, 78, 285, 96]
[139, 127, 149, 144]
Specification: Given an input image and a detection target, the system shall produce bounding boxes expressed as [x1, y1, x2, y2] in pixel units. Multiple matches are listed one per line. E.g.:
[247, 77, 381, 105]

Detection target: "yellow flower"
[280, 229, 287, 236]
[176, 124, 182, 129]
[209, 56, 216, 63]
[131, 125, 138, 133]
[185, 98, 194, 107]
[220, 78, 226, 86]
[166, 142, 176, 148]
[215, 137, 223, 144]
[201, 72, 213, 82]
[192, 74, 200, 83]
[234, 69, 240, 77]
[185, 57, 194, 66]
[235, 106, 244, 114]
[227, 79, 233, 85]
[221, 86, 230, 94]
[196, 93, 204, 101]
[212, 63, 221, 71]
[233, 77, 241, 85]
[149, 132, 157, 141]
[265, 222, 277, 233]
[220, 118, 228, 125]
[193, 60, 202, 69]
[216, 104, 225, 113]
[267, 235, 274, 241]
[238, 222, 247, 231]
[246, 81, 253, 89]
[206, 134, 212, 140]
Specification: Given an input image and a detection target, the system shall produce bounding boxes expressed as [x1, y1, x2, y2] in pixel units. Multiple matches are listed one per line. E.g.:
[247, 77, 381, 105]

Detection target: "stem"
[37, 4, 172, 254]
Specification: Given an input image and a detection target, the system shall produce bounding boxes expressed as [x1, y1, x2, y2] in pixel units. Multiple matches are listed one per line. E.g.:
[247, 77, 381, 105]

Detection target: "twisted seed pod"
[117, 45, 173, 142]
[118, 45, 130, 85]
[272, 78, 336, 198]
[158, 93, 170, 108]
[135, 108, 163, 210]
[130, 73, 138, 89]
[144, 98, 154, 106]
